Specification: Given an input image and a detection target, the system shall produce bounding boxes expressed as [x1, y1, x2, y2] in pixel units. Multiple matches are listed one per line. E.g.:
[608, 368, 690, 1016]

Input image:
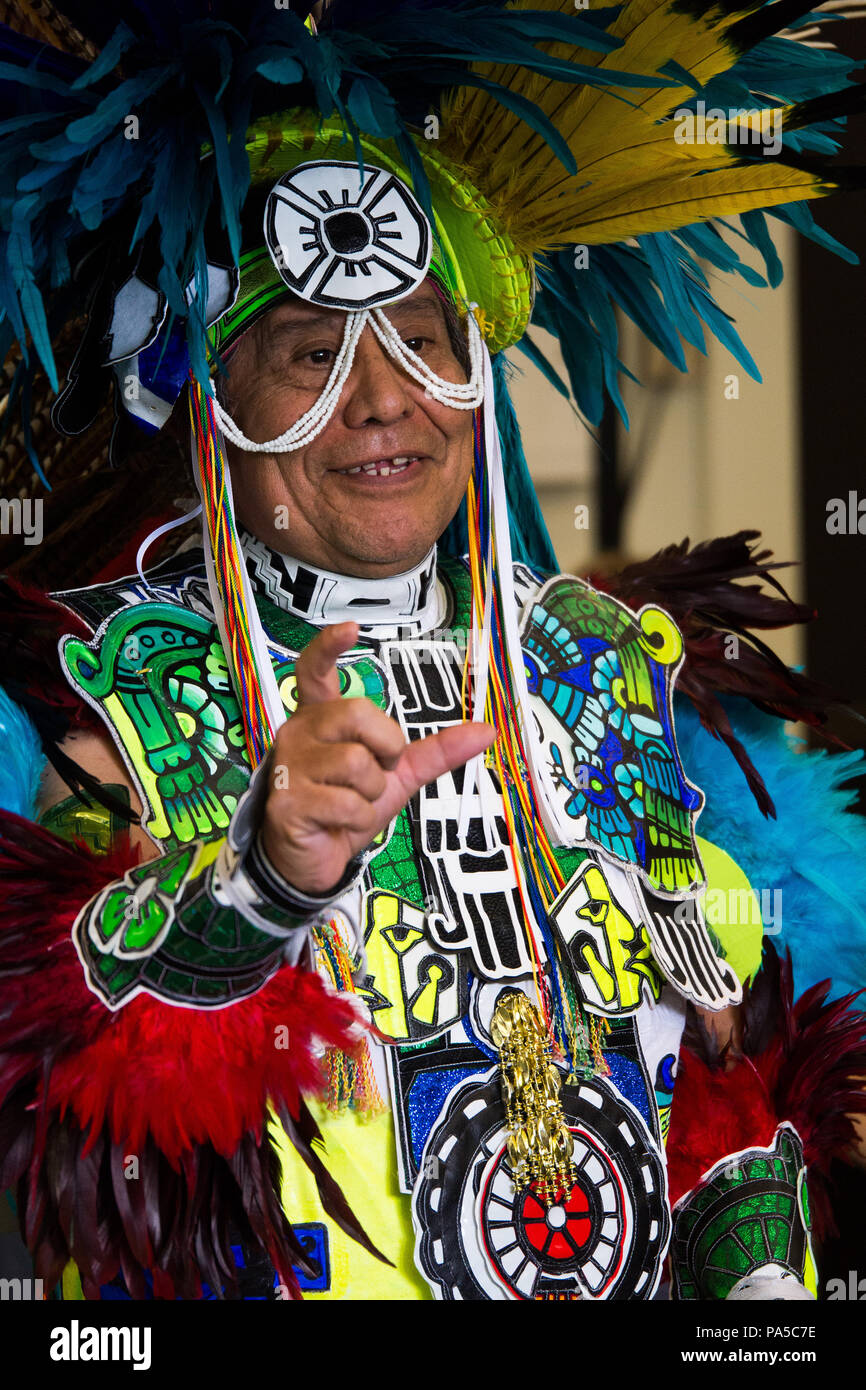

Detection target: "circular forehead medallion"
[264, 160, 432, 310]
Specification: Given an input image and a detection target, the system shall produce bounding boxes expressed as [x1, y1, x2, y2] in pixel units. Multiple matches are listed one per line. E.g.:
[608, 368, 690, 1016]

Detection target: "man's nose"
[340, 321, 414, 428]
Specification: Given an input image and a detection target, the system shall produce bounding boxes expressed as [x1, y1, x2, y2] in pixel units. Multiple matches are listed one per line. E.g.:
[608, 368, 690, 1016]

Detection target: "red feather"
[0, 809, 384, 1296]
[667, 943, 866, 1240]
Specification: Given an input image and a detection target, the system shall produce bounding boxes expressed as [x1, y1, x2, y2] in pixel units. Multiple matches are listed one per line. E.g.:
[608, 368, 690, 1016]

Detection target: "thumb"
[295, 620, 359, 706]
[394, 722, 496, 800]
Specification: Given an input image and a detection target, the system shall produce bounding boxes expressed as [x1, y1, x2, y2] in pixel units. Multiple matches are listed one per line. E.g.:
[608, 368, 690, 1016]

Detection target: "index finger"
[295, 621, 360, 707]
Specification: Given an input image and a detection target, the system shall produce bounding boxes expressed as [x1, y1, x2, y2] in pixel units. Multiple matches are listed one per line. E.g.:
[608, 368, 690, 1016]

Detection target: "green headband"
[210, 237, 464, 364]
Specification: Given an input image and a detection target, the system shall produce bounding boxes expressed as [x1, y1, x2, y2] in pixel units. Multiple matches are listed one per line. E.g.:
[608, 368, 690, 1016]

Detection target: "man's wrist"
[246, 831, 364, 911]
[225, 751, 368, 930]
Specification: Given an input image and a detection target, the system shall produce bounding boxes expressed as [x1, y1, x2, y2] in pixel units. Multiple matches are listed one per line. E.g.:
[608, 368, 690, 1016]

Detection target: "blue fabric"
[675, 697, 866, 1008]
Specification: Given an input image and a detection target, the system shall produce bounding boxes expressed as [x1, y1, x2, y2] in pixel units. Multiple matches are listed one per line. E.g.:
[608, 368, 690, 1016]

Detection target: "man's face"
[223, 280, 475, 577]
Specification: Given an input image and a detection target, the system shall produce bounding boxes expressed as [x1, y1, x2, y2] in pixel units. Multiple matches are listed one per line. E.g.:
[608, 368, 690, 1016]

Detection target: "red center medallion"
[520, 1181, 592, 1260]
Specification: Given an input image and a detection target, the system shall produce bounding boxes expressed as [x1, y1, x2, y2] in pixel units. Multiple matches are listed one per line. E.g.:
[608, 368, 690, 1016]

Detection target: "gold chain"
[491, 992, 578, 1207]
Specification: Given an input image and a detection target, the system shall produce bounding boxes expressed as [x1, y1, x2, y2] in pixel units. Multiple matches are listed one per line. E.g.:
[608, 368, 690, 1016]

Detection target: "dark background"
[800, 19, 866, 755]
[797, 18, 866, 1272]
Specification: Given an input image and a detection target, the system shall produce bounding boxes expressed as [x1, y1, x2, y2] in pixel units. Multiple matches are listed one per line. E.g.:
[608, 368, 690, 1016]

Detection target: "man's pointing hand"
[261, 621, 495, 896]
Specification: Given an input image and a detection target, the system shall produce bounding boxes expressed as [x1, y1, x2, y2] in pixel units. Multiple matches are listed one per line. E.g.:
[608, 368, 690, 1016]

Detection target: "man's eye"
[403, 336, 428, 354]
[307, 348, 335, 365]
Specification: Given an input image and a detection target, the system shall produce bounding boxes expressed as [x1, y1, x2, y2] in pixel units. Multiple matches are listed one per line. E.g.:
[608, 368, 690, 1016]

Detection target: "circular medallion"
[413, 1068, 669, 1300]
[264, 160, 431, 309]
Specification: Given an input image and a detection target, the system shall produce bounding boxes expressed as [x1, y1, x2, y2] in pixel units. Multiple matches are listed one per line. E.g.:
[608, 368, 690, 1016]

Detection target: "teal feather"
[772, 200, 860, 266]
[528, 14, 862, 430]
[0, 1, 649, 394]
[514, 330, 571, 402]
[0, 685, 44, 822]
[676, 697, 866, 1008]
[70, 22, 135, 90]
[440, 351, 557, 573]
[0, 0, 860, 476]
[740, 211, 783, 288]
[681, 222, 768, 289]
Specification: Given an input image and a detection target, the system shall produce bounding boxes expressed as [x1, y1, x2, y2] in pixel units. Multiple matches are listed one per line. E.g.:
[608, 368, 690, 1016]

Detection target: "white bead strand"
[208, 299, 486, 455]
[368, 306, 485, 408]
[211, 308, 369, 453]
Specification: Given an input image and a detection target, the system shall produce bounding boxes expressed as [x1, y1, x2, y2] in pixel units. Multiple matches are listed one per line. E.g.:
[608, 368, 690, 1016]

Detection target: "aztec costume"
[0, 0, 865, 1301]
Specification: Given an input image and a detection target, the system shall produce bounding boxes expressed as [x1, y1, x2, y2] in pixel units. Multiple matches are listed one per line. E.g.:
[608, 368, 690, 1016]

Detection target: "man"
[1, 0, 864, 1303]
[22, 269, 793, 1301]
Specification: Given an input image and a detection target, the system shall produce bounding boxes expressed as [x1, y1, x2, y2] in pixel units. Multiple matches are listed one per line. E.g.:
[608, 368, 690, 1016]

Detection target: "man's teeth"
[340, 457, 418, 476]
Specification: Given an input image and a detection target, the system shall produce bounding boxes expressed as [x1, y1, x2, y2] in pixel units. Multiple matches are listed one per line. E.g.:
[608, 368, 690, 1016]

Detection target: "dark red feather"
[667, 942, 866, 1240]
[0, 808, 380, 1297]
[593, 532, 845, 816]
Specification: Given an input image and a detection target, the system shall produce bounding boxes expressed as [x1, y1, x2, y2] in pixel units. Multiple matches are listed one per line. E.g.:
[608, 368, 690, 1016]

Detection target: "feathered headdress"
[0, 0, 860, 763]
[0, 0, 862, 459]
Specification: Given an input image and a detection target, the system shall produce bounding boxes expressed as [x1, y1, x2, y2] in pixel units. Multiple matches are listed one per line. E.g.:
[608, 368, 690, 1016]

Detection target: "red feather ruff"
[667, 945, 866, 1240]
[0, 809, 380, 1297]
[666, 1053, 780, 1207]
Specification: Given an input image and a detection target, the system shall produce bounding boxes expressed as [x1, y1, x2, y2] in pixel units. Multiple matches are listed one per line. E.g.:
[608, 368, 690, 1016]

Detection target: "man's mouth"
[332, 455, 423, 477]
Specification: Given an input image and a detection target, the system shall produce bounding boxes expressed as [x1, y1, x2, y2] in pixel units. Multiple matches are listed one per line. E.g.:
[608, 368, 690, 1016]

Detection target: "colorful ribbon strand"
[190, 377, 276, 769]
[463, 405, 606, 1078]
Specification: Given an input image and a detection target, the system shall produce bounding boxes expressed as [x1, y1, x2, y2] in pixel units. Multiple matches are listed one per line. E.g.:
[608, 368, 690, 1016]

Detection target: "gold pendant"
[491, 992, 578, 1206]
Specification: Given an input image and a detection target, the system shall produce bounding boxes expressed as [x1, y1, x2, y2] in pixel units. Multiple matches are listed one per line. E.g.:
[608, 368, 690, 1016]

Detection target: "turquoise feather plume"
[529, 15, 863, 427]
[0, 684, 45, 823]
[676, 696, 866, 1009]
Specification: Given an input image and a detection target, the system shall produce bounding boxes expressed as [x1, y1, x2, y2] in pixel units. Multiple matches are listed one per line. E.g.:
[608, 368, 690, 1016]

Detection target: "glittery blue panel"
[407, 1065, 488, 1168]
[291, 1223, 331, 1292]
[603, 1052, 652, 1129]
[97, 1229, 330, 1299]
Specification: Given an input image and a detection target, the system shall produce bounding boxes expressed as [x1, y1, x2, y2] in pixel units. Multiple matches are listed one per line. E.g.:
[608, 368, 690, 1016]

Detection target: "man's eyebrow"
[261, 295, 448, 348]
[264, 306, 343, 336]
[381, 296, 446, 322]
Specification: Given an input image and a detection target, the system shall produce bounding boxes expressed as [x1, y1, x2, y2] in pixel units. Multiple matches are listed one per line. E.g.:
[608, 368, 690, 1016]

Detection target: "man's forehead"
[262, 278, 446, 333]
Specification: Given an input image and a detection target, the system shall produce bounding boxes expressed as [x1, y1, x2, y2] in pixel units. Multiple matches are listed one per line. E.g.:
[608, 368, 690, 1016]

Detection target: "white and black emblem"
[264, 161, 431, 309]
[413, 1069, 670, 1300]
[382, 638, 538, 979]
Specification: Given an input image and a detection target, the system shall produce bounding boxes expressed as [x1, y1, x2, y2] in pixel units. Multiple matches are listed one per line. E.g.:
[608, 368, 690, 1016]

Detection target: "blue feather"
[514, 330, 571, 401]
[440, 352, 557, 573]
[740, 210, 784, 288]
[0, 0, 860, 462]
[676, 697, 866, 1007]
[0, 685, 45, 822]
[70, 22, 136, 91]
[772, 200, 860, 266]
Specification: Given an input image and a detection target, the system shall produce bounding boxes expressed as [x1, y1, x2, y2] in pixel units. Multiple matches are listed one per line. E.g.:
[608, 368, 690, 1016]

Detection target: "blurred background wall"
[508, 209, 866, 728]
[510, 224, 803, 666]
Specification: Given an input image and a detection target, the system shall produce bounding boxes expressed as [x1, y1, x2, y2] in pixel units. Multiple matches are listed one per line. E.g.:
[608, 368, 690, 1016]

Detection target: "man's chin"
[312, 519, 443, 576]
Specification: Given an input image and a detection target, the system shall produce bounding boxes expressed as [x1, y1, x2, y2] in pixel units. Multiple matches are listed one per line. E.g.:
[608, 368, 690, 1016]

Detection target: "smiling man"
[223, 282, 475, 576]
[9, 240, 810, 1302]
[2, 0, 865, 1308]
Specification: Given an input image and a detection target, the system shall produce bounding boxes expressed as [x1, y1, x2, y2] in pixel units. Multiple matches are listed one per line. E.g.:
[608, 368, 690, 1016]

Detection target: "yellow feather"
[437, 0, 826, 257]
[561, 166, 830, 245]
